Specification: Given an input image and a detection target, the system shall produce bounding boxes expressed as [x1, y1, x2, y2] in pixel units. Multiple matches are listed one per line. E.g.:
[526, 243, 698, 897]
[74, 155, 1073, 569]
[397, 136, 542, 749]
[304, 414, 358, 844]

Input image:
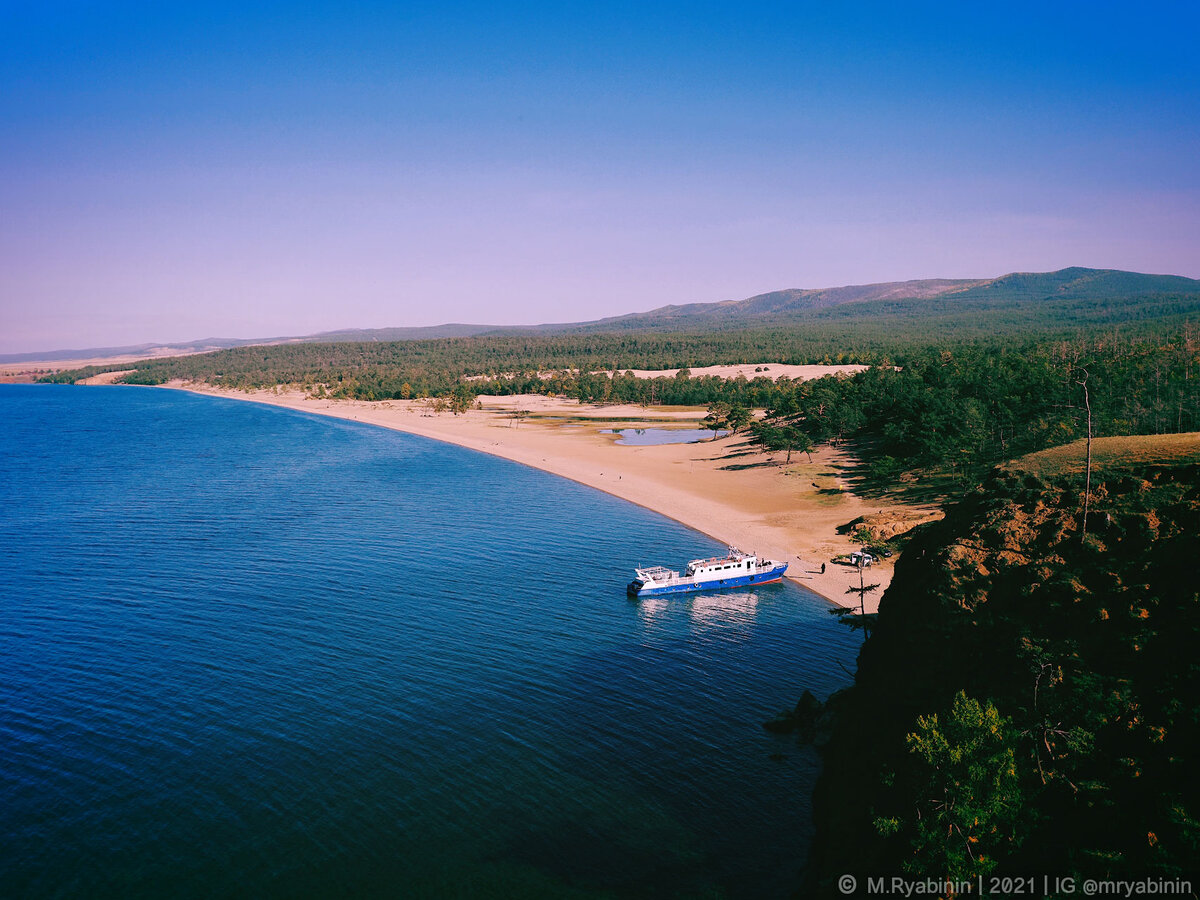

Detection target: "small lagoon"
[601, 427, 730, 445]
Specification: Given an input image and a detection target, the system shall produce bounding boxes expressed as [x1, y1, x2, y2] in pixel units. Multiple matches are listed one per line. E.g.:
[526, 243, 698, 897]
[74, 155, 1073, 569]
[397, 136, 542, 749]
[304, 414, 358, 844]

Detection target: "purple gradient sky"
[2, 1, 1199, 353]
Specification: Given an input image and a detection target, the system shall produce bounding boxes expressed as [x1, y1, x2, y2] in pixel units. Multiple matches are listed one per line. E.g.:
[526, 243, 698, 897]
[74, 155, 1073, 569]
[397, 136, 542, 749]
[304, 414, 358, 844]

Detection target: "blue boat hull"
[628, 564, 788, 597]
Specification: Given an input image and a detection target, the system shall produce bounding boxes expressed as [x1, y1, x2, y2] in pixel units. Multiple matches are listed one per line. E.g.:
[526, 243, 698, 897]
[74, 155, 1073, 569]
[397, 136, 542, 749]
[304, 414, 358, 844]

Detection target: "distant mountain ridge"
[566, 278, 988, 331]
[0, 328, 499, 364]
[563, 267, 1200, 332]
[5, 267, 1198, 363]
[0, 338, 257, 365]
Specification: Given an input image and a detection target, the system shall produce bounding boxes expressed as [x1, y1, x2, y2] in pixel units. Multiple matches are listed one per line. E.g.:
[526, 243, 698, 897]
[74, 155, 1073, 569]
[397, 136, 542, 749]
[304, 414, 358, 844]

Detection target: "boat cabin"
[686, 549, 758, 577]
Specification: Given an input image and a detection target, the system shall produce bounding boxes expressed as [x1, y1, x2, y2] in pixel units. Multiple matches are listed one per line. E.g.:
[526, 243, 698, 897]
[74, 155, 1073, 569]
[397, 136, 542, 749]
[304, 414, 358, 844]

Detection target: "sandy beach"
[160, 383, 939, 612]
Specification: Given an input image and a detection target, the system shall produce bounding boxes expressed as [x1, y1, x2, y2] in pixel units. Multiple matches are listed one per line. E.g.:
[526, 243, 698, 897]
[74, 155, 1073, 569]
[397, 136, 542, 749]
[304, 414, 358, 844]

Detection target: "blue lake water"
[601, 427, 729, 445]
[0, 385, 859, 898]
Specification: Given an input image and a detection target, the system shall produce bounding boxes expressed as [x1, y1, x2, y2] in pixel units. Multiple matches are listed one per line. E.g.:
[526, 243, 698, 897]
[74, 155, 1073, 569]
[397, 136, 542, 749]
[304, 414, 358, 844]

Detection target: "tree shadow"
[717, 448, 762, 459]
[831, 438, 956, 506]
[718, 460, 780, 471]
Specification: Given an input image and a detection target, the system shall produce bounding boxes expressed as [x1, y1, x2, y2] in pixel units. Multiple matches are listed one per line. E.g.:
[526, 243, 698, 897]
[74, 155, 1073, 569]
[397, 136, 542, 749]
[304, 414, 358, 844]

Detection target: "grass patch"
[1004, 432, 1200, 478]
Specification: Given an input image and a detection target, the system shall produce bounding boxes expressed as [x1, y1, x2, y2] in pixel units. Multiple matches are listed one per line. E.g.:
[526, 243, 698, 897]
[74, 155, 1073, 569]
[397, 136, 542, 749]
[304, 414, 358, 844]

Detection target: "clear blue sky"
[2, 1, 1198, 352]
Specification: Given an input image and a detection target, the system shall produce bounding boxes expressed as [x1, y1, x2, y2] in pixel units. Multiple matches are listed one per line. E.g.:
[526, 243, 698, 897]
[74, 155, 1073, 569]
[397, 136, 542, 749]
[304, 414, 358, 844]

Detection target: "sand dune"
[615, 363, 870, 381]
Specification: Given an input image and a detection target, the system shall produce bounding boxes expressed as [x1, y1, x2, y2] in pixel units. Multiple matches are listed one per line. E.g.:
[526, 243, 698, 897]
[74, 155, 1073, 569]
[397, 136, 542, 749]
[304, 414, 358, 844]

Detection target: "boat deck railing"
[635, 566, 679, 582]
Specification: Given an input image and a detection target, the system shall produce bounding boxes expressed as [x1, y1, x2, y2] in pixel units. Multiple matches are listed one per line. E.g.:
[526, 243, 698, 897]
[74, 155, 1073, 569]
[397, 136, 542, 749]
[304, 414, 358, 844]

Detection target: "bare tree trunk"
[1079, 372, 1093, 543]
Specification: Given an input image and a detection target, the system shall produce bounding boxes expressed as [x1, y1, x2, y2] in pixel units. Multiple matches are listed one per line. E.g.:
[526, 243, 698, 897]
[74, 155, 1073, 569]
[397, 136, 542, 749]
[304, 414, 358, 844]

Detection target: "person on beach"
[821, 562, 826, 574]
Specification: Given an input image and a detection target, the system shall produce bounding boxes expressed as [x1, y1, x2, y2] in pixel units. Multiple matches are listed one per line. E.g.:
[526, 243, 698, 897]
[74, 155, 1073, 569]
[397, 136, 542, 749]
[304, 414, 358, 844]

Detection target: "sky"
[2, 1, 1199, 353]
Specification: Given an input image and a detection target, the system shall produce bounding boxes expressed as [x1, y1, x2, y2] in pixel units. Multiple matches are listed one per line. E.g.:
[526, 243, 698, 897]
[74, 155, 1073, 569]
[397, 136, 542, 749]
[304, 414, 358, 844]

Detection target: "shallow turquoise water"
[0, 385, 859, 898]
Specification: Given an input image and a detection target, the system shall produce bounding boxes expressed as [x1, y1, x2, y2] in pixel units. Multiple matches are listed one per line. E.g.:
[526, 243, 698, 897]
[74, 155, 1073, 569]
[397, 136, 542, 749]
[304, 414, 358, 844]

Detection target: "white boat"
[627, 548, 787, 597]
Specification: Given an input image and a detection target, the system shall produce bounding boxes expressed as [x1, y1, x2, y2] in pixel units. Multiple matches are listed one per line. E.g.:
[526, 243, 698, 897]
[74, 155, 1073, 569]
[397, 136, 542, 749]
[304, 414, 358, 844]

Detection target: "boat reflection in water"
[633, 588, 761, 631]
[689, 590, 760, 628]
[635, 595, 671, 624]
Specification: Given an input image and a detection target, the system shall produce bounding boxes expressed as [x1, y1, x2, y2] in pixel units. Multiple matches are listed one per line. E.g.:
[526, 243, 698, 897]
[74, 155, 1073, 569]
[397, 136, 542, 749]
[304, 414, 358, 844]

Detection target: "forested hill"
[806, 434, 1200, 894]
[564, 267, 1200, 333]
[306, 267, 1200, 337]
[563, 277, 988, 331]
[255, 267, 1200, 339]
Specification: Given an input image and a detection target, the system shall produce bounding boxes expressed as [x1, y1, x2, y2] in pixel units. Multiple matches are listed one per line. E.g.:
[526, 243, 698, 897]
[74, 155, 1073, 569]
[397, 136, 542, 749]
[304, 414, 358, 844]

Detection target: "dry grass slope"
[1003, 432, 1200, 477]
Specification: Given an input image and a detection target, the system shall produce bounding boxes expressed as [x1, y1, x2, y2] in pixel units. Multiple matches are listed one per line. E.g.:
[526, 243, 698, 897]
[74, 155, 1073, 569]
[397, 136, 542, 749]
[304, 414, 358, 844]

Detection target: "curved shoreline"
[157, 383, 927, 610]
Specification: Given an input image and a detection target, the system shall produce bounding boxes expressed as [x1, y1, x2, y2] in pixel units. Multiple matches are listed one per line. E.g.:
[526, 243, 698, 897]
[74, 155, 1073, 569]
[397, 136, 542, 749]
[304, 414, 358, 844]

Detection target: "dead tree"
[1076, 369, 1093, 542]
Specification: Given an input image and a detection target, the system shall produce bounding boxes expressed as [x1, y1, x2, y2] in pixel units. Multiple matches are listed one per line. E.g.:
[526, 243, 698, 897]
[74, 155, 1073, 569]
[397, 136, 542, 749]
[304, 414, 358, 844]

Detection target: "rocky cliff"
[806, 436, 1200, 894]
